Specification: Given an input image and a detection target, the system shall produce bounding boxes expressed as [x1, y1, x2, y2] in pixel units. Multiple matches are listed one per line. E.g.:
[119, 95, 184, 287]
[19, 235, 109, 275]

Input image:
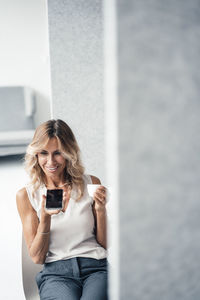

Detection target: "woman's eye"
[54, 151, 61, 155]
[40, 151, 47, 155]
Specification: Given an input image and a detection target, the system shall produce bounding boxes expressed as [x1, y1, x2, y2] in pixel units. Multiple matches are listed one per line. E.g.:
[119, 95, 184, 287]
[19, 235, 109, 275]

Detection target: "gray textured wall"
[48, 0, 104, 182]
[118, 0, 200, 299]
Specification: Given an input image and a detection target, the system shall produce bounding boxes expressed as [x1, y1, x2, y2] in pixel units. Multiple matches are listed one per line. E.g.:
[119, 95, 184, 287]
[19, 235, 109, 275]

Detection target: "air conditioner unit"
[0, 86, 36, 156]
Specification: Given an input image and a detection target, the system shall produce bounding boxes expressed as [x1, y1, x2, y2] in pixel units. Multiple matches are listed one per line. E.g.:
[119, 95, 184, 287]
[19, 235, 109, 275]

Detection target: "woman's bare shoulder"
[16, 187, 27, 199]
[16, 187, 34, 214]
[89, 175, 101, 184]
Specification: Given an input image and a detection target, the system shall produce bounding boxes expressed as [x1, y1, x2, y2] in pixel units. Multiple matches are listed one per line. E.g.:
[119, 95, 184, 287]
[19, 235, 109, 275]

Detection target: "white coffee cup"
[87, 184, 101, 197]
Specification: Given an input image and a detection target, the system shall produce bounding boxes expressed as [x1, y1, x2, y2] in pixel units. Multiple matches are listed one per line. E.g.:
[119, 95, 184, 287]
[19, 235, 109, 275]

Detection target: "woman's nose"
[47, 154, 55, 164]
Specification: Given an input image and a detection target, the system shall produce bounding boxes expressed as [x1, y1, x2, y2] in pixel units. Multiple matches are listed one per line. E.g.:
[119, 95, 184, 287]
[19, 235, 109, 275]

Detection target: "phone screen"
[46, 189, 63, 209]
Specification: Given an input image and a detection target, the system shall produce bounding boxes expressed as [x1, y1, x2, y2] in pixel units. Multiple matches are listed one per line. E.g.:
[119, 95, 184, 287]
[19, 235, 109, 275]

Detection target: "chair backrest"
[22, 234, 42, 300]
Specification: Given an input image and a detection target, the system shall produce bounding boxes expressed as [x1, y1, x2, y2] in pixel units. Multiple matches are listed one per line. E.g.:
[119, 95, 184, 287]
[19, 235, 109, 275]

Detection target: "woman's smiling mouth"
[46, 166, 59, 172]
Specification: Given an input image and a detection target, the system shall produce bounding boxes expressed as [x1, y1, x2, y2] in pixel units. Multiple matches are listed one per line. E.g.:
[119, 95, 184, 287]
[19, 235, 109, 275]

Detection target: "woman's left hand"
[93, 186, 107, 212]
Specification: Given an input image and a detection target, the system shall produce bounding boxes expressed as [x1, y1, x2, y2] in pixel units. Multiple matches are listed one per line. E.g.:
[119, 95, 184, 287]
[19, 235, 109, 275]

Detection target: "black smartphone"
[46, 189, 63, 210]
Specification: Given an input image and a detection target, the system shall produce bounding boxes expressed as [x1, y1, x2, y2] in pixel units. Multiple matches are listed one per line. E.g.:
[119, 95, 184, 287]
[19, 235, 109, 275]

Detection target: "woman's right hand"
[40, 187, 71, 217]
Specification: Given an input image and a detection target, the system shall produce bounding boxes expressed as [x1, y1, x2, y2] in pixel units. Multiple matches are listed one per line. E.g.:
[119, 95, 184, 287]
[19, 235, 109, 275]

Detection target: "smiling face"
[37, 137, 66, 182]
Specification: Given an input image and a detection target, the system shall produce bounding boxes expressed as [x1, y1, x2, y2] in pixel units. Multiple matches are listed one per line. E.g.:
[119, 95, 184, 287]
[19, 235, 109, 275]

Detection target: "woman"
[16, 119, 108, 300]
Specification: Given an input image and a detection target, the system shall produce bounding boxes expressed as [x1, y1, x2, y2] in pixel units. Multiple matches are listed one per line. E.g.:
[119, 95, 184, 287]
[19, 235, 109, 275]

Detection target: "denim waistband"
[43, 257, 107, 279]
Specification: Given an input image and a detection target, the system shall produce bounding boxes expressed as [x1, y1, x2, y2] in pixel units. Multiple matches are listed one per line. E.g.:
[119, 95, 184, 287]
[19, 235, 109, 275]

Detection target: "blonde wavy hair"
[25, 119, 85, 200]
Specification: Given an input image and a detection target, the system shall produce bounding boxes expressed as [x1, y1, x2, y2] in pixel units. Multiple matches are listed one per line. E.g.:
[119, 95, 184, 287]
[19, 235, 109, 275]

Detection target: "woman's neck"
[46, 181, 68, 189]
[45, 175, 67, 189]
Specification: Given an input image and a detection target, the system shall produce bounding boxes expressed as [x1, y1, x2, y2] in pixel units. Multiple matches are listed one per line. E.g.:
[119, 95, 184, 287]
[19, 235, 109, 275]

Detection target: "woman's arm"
[16, 188, 51, 264]
[91, 176, 107, 249]
[16, 186, 70, 264]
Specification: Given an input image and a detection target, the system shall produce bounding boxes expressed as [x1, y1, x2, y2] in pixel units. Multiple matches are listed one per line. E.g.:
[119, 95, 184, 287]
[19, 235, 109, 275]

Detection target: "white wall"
[0, 1, 51, 299]
[0, 0, 52, 125]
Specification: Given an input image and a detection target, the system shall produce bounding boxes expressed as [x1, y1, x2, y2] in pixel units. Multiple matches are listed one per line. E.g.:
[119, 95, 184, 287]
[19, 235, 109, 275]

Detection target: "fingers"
[96, 186, 106, 197]
[96, 186, 106, 193]
[42, 195, 46, 209]
[94, 187, 107, 204]
[63, 185, 72, 195]
[46, 208, 62, 215]
[62, 188, 71, 212]
[63, 191, 67, 201]
[62, 191, 67, 212]
[63, 190, 70, 201]
[49, 209, 62, 215]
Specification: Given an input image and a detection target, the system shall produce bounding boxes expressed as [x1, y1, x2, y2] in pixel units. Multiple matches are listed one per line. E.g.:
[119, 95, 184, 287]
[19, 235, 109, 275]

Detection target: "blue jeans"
[35, 257, 108, 300]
